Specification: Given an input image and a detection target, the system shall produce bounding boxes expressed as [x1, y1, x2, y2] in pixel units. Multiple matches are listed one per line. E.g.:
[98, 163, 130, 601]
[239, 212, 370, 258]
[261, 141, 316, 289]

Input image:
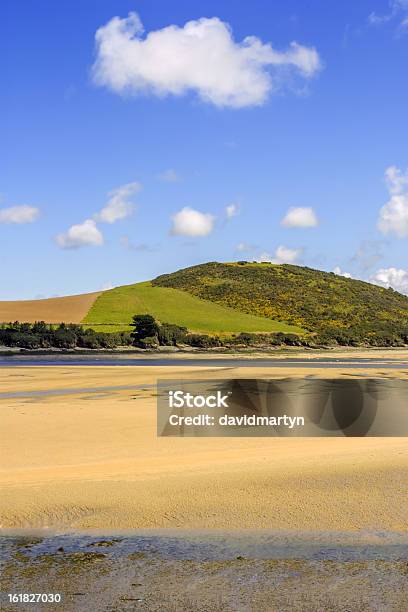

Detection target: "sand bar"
[0, 366, 407, 531]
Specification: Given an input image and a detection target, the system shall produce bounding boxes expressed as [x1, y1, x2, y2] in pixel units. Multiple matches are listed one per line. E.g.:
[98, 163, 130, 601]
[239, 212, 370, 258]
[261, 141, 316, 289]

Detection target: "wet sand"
[0, 366, 407, 531]
[1, 532, 407, 612]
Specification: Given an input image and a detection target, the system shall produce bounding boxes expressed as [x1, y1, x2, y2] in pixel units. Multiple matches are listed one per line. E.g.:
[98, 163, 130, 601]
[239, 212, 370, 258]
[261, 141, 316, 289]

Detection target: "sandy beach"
[0, 364, 407, 531]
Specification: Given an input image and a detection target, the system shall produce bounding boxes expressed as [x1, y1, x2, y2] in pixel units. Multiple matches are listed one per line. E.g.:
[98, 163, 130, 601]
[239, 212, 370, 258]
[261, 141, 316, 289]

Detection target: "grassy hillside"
[82, 281, 304, 335]
[0, 291, 102, 324]
[153, 262, 408, 344]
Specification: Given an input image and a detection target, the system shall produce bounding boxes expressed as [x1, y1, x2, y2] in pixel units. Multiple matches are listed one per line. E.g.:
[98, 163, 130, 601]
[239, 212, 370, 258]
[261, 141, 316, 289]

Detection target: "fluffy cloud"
[258, 245, 302, 264]
[370, 267, 408, 295]
[0, 205, 39, 224]
[92, 12, 321, 108]
[55, 219, 104, 249]
[377, 166, 408, 237]
[225, 203, 238, 219]
[158, 169, 180, 183]
[281, 206, 319, 228]
[95, 182, 140, 224]
[171, 206, 215, 237]
[333, 266, 353, 279]
[56, 181, 139, 250]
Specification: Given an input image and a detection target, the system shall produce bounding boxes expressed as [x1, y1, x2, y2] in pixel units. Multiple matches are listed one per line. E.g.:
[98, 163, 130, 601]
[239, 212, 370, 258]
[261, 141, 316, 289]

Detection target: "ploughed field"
[0, 292, 102, 325]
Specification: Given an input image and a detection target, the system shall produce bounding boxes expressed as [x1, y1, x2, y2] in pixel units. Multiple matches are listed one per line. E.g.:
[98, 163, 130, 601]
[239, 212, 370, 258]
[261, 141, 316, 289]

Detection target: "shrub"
[140, 336, 159, 349]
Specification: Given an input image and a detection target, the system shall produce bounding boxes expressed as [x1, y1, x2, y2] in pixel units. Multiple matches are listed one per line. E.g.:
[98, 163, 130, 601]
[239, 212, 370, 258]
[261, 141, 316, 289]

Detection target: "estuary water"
[1, 529, 407, 562]
[1, 355, 408, 368]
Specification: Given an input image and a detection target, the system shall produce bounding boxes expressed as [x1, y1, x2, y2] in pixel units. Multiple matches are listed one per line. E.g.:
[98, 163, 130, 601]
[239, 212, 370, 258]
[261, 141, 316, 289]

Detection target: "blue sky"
[2, 0, 408, 299]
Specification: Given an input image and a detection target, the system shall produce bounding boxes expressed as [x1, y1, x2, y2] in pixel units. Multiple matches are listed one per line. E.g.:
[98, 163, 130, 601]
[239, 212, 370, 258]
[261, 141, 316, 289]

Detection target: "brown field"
[0, 291, 102, 324]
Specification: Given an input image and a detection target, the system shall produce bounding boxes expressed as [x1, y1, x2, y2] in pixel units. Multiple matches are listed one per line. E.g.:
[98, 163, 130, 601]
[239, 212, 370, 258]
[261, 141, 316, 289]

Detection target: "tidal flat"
[0, 364, 407, 530]
[1, 532, 407, 611]
[0, 362, 407, 610]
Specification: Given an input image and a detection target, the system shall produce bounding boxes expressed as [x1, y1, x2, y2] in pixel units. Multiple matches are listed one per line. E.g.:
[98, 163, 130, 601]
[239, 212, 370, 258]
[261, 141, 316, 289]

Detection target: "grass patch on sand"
[82, 281, 304, 335]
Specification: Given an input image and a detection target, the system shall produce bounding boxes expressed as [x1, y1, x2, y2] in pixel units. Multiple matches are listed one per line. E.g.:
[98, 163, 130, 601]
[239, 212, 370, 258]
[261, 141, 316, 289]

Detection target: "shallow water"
[1, 355, 408, 368]
[1, 530, 407, 563]
[0, 383, 153, 400]
[2, 532, 406, 612]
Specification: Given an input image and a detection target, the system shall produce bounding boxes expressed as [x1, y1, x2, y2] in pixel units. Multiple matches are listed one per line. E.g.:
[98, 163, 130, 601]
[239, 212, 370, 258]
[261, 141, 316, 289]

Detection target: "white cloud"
[257, 251, 274, 263]
[158, 169, 180, 182]
[0, 205, 39, 224]
[56, 181, 139, 250]
[56, 219, 104, 249]
[272, 245, 302, 263]
[281, 206, 319, 228]
[333, 266, 353, 279]
[377, 165, 408, 237]
[368, 12, 392, 25]
[92, 12, 321, 108]
[352, 240, 384, 271]
[171, 206, 215, 237]
[370, 267, 408, 295]
[95, 181, 140, 224]
[369, 1, 408, 29]
[225, 203, 238, 219]
[258, 245, 302, 264]
[236, 242, 252, 252]
[385, 165, 408, 194]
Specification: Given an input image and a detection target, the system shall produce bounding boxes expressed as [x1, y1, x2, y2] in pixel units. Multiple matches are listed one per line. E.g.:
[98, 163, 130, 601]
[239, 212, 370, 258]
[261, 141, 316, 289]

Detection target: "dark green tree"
[131, 314, 159, 346]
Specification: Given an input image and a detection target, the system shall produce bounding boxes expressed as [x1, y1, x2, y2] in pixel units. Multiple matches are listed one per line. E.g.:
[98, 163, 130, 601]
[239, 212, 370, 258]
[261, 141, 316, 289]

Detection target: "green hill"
[152, 262, 408, 344]
[82, 280, 304, 335]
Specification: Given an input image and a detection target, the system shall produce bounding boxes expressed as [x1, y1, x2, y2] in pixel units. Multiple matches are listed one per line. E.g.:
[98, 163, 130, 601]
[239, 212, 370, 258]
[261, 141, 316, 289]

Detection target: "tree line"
[0, 317, 308, 351]
[0, 322, 133, 350]
[1, 316, 407, 351]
